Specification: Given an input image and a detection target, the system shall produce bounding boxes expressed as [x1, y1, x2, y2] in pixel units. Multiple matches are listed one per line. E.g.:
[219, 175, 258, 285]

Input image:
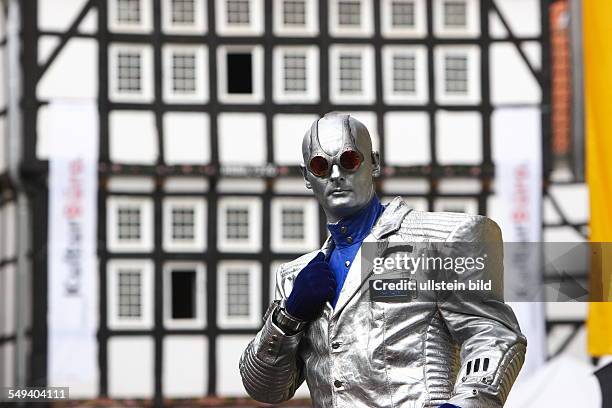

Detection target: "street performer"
[239, 112, 527, 407]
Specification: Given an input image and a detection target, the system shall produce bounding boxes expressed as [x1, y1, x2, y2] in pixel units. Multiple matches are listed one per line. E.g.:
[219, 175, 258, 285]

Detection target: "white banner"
[492, 107, 546, 377]
[47, 100, 99, 396]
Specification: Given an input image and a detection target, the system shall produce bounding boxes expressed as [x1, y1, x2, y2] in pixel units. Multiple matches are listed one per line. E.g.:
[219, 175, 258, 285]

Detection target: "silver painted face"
[302, 113, 381, 223]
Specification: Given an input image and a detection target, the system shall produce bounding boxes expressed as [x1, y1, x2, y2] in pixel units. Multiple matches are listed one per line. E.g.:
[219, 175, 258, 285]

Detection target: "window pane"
[171, 206, 195, 240]
[171, 269, 196, 319]
[172, 0, 195, 24]
[226, 52, 253, 94]
[391, 0, 415, 28]
[226, 269, 250, 316]
[283, 53, 307, 93]
[226, 207, 250, 240]
[392, 54, 416, 93]
[117, 205, 141, 240]
[118, 269, 142, 318]
[443, 0, 467, 27]
[283, 0, 306, 26]
[117, 52, 142, 92]
[281, 208, 305, 240]
[226, 0, 250, 24]
[338, 0, 361, 26]
[339, 54, 362, 93]
[117, 0, 141, 24]
[172, 52, 197, 93]
[444, 55, 468, 94]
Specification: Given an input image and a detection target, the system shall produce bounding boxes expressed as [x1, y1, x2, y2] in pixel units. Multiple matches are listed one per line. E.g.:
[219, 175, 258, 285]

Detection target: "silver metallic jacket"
[240, 197, 527, 407]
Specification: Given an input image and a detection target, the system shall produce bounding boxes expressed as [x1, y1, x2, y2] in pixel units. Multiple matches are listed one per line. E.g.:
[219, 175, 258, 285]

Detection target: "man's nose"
[330, 164, 342, 181]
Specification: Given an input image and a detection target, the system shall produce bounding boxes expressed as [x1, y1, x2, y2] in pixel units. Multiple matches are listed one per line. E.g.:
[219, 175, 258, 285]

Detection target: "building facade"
[0, 0, 592, 405]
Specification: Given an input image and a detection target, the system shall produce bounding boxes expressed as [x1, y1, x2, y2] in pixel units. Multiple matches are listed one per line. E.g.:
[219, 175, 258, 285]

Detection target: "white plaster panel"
[2, 343, 15, 387]
[491, 42, 541, 105]
[37, 39, 98, 100]
[108, 336, 154, 398]
[2, 202, 15, 259]
[548, 184, 589, 224]
[163, 112, 210, 165]
[435, 111, 482, 165]
[273, 114, 318, 165]
[2, 264, 14, 336]
[384, 112, 430, 166]
[218, 113, 266, 165]
[382, 178, 429, 194]
[0, 117, 5, 173]
[216, 335, 253, 396]
[109, 111, 158, 164]
[163, 336, 208, 397]
[491, 0, 541, 38]
[37, 35, 60, 66]
[38, 0, 90, 32]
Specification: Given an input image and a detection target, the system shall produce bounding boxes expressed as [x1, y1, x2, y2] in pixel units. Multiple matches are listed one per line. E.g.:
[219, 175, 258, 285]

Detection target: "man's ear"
[371, 151, 381, 178]
[300, 164, 312, 189]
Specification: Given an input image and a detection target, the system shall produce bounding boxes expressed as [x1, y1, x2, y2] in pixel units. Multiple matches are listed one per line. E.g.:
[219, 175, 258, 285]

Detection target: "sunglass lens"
[309, 156, 329, 176]
[340, 150, 362, 171]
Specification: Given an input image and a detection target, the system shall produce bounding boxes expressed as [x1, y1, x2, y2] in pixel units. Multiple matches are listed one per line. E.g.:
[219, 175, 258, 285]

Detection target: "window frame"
[217, 45, 264, 104]
[215, 0, 264, 36]
[433, 0, 480, 38]
[162, 0, 207, 34]
[381, 0, 426, 38]
[163, 262, 206, 329]
[217, 196, 262, 252]
[162, 44, 208, 103]
[109, 44, 154, 103]
[271, 198, 319, 253]
[107, 259, 154, 330]
[108, 0, 153, 33]
[163, 197, 207, 252]
[434, 45, 481, 105]
[329, 0, 373, 38]
[273, 0, 318, 37]
[107, 196, 154, 253]
[382, 45, 428, 105]
[273, 46, 319, 103]
[217, 261, 262, 328]
[329, 44, 375, 104]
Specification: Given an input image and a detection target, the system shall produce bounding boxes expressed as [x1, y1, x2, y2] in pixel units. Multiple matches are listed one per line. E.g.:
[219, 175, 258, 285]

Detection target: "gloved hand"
[285, 252, 336, 322]
[438, 404, 461, 408]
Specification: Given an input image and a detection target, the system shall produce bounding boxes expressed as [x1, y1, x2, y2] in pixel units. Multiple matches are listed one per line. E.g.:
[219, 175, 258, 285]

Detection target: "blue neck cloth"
[326, 195, 385, 307]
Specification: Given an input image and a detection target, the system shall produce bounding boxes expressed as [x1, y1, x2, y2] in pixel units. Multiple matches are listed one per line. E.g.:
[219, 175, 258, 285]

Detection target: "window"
[162, 0, 206, 34]
[109, 0, 152, 32]
[391, 0, 414, 27]
[163, 263, 206, 328]
[433, 0, 479, 38]
[274, 46, 319, 103]
[444, 55, 468, 94]
[443, 0, 467, 27]
[435, 46, 480, 104]
[392, 55, 416, 93]
[329, 0, 373, 37]
[217, 45, 264, 103]
[330, 46, 375, 103]
[216, 0, 263, 36]
[383, 46, 427, 104]
[163, 45, 208, 103]
[381, 0, 426, 38]
[271, 198, 319, 252]
[107, 197, 153, 252]
[163, 198, 206, 252]
[218, 197, 261, 252]
[338, 0, 361, 26]
[109, 45, 154, 102]
[108, 260, 154, 329]
[274, 0, 318, 36]
[283, 0, 306, 25]
[217, 261, 261, 328]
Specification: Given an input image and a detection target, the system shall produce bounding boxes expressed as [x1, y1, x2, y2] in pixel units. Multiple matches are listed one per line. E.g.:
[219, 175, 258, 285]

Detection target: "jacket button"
[331, 342, 341, 349]
[334, 380, 343, 388]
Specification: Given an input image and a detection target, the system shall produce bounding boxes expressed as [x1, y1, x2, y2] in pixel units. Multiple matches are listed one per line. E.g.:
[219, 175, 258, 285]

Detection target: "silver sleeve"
[439, 216, 527, 408]
[239, 266, 306, 403]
